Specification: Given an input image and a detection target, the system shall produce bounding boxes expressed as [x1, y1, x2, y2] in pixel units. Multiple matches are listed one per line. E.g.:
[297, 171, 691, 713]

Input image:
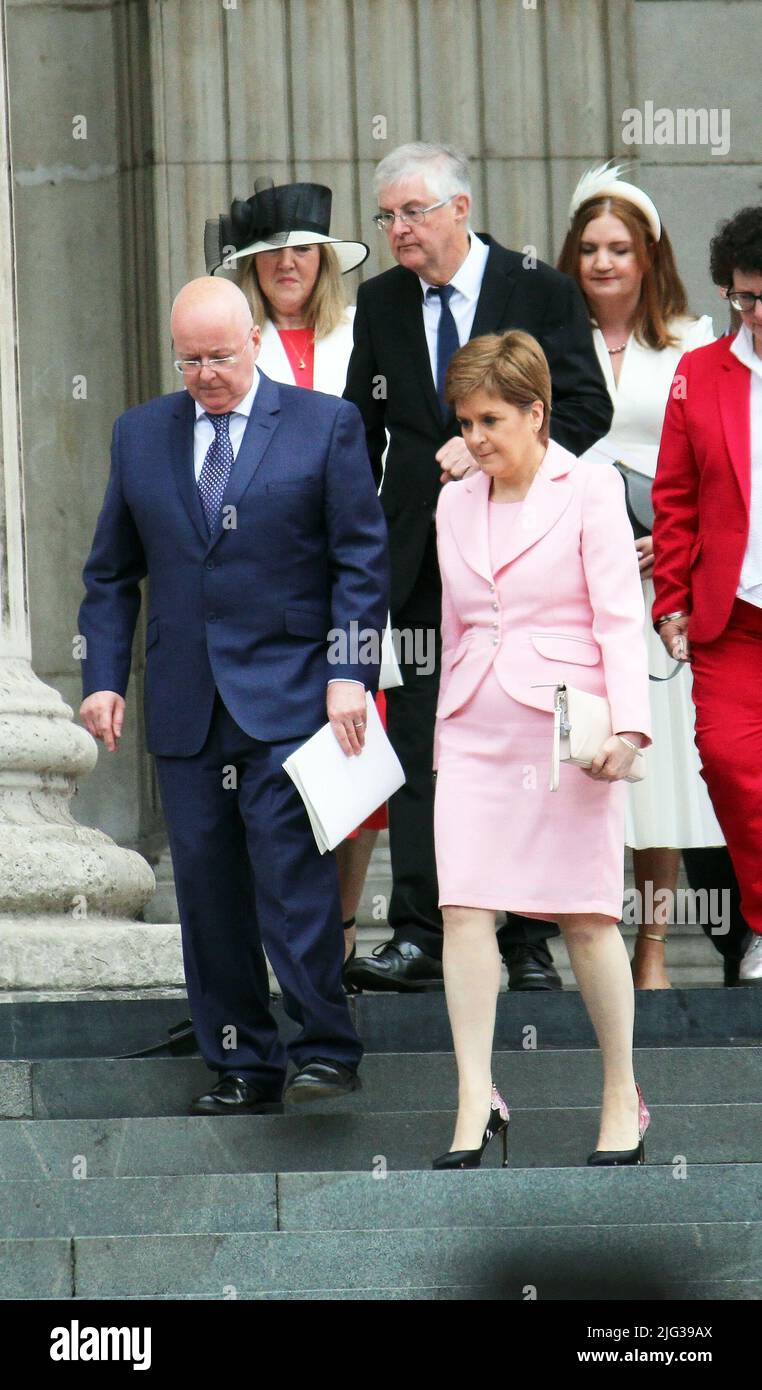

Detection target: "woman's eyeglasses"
[726, 289, 762, 313]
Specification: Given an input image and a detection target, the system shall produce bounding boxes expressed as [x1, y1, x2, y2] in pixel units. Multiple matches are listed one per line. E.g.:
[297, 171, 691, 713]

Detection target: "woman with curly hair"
[652, 204, 762, 985]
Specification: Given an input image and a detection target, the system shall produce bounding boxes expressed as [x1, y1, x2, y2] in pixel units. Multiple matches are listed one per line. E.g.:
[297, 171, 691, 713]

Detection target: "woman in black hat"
[206, 181, 368, 394]
[206, 182, 388, 979]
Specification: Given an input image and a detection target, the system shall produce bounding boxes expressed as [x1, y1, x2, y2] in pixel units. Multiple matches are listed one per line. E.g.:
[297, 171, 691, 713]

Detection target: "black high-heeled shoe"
[587, 1082, 651, 1166]
[432, 1085, 510, 1169]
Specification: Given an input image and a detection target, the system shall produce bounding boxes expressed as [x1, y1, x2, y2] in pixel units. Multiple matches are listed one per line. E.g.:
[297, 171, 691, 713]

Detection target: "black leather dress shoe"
[284, 1059, 361, 1104]
[342, 941, 444, 992]
[724, 930, 755, 986]
[503, 942, 563, 991]
[190, 1075, 283, 1115]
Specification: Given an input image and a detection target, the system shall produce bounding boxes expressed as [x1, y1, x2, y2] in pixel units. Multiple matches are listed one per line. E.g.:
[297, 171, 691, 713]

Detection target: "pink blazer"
[435, 440, 652, 746]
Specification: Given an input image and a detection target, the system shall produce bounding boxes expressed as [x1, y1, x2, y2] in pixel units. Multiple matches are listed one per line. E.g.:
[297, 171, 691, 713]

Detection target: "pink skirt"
[434, 668, 625, 919]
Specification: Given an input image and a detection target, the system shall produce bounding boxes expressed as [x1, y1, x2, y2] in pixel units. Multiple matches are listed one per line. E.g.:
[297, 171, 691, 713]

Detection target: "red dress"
[276, 328, 388, 834]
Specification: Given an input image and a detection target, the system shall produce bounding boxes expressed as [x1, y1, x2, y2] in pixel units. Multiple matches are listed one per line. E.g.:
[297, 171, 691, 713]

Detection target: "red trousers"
[691, 598, 762, 934]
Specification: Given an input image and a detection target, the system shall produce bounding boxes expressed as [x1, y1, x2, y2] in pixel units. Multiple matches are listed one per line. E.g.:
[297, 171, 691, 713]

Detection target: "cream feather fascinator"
[568, 161, 661, 241]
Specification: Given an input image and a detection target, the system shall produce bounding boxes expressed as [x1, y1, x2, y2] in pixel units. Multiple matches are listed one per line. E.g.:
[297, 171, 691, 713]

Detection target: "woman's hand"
[635, 534, 654, 579]
[657, 613, 690, 663]
[584, 732, 642, 782]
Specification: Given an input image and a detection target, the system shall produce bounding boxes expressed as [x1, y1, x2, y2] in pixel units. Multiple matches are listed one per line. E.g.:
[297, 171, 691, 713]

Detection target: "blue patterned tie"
[432, 284, 460, 416]
[198, 411, 234, 533]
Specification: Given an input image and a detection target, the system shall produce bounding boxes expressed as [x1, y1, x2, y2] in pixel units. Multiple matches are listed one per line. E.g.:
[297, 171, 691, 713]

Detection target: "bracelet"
[654, 610, 687, 630]
[617, 735, 641, 754]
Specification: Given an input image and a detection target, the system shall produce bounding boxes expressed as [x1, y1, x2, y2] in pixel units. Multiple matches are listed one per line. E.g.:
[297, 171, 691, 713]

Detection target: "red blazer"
[652, 334, 751, 645]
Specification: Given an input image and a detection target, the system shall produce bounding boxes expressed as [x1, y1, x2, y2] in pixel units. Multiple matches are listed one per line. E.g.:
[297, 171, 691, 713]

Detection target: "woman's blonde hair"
[236, 242, 347, 339]
[445, 330, 552, 443]
[557, 196, 690, 350]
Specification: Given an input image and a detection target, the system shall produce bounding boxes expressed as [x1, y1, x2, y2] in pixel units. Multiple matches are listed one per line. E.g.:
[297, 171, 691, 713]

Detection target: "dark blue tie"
[432, 284, 460, 415]
[197, 412, 234, 532]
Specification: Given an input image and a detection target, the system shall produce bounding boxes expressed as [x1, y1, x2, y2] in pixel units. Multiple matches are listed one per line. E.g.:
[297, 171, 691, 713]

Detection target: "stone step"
[3, 1046, 759, 1119]
[352, 988, 762, 1052]
[0, 1104, 759, 1175]
[309, 923, 734, 993]
[52, 1280, 762, 1301]
[1, 1164, 759, 1240]
[4, 1220, 761, 1299]
[1, 987, 760, 1059]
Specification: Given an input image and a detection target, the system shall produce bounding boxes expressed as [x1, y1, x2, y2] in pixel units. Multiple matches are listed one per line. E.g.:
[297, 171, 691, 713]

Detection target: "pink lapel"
[718, 341, 752, 514]
[447, 441, 575, 581]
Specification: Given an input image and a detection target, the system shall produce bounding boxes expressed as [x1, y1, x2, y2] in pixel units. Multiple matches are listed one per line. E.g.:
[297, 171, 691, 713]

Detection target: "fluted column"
[0, 0, 169, 991]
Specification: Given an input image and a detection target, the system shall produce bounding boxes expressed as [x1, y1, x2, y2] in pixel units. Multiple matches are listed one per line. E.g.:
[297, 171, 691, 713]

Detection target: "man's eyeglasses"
[173, 335, 252, 374]
[726, 289, 762, 313]
[372, 195, 455, 232]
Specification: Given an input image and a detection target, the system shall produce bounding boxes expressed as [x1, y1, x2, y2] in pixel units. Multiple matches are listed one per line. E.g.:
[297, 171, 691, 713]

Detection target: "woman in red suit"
[652, 206, 762, 983]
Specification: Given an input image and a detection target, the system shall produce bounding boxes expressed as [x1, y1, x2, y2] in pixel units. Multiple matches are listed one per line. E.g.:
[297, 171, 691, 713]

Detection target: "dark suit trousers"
[682, 851, 752, 960]
[154, 692, 362, 1093]
[386, 531, 558, 955]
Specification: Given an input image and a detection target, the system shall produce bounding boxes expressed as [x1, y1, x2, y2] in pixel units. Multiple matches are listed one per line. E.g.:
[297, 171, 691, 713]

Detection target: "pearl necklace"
[607, 342, 628, 355]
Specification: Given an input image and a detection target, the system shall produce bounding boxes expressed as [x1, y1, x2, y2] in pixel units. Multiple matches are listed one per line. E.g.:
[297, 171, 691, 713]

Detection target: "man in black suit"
[344, 142, 613, 992]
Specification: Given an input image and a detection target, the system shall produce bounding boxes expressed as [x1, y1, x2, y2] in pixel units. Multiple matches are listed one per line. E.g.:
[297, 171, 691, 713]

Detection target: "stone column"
[0, 0, 174, 992]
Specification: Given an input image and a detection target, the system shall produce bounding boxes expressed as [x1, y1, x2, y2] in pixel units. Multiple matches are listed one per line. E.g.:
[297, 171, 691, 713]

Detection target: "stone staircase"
[1, 988, 760, 1300]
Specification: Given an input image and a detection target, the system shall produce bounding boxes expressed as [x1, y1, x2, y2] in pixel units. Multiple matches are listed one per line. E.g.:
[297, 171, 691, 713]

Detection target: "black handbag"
[611, 459, 683, 682]
[613, 459, 654, 540]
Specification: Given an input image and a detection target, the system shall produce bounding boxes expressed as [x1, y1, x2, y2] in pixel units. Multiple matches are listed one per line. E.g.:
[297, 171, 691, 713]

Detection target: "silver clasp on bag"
[532, 684, 571, 793]
[532, 683, 571, 735]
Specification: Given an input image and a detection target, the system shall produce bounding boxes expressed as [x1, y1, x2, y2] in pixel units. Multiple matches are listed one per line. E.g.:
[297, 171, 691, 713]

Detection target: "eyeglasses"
[372, 195, 455, 232]
[173, 335, 252, 374]
[726, 289, 762, 313]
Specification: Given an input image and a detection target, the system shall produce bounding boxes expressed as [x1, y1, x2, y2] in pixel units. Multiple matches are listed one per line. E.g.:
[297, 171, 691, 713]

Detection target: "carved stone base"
[0, 917, 183, 991]
[0, 659, 157, 989]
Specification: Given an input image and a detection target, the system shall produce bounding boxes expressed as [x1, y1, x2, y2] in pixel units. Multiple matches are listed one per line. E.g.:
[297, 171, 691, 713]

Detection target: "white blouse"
[584, 315, 715, 478]
[730, 324, 762, 608]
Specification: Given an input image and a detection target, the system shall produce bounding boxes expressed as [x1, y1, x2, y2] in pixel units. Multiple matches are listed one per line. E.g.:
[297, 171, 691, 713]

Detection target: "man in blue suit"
[79, 277, 389, 1111]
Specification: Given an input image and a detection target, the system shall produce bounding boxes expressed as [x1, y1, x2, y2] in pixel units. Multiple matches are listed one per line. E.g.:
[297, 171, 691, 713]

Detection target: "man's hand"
[657, 613, 690, 663]
[436, 437, 478, 485]
[80, 691, 126, 752]
[327, 681, 367, 757]
[635, 534, 654, 579]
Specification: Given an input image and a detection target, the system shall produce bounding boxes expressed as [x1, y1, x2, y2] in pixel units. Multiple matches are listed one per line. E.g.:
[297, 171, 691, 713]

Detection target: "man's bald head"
[171, 276, 254, 339]
[171, 277, 261, 414]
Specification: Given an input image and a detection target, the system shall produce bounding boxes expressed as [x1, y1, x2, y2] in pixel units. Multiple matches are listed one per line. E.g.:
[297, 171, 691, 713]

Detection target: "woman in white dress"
[558, 164, 725, 989]
[205, 181, 381, 975]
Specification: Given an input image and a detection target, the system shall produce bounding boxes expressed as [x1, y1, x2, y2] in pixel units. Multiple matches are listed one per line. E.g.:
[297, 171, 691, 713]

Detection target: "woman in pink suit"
[433, 331, 652, 1169]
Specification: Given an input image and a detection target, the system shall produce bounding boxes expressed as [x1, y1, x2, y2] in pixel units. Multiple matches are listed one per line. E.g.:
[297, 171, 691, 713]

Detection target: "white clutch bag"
[550, 683, 646, 792]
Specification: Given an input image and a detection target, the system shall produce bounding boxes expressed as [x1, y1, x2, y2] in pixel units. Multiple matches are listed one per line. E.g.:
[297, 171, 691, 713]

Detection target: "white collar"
[193, 366, 260, 420]
[730, 325, 762, 381]
[418, 232, 489, 303]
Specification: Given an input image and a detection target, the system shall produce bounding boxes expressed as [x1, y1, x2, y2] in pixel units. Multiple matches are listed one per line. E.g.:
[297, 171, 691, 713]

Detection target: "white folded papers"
[283, 692, 405, 854]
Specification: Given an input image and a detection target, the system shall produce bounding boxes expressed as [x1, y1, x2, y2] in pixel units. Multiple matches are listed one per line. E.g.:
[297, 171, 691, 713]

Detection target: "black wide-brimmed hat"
[205, 179, 369, 275]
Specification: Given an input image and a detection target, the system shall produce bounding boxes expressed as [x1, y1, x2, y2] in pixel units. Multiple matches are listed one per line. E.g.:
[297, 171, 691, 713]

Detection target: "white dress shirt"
[193, 367, 260, 480]
[731, 325, 762, 609]
[418, 231, 490, 385]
